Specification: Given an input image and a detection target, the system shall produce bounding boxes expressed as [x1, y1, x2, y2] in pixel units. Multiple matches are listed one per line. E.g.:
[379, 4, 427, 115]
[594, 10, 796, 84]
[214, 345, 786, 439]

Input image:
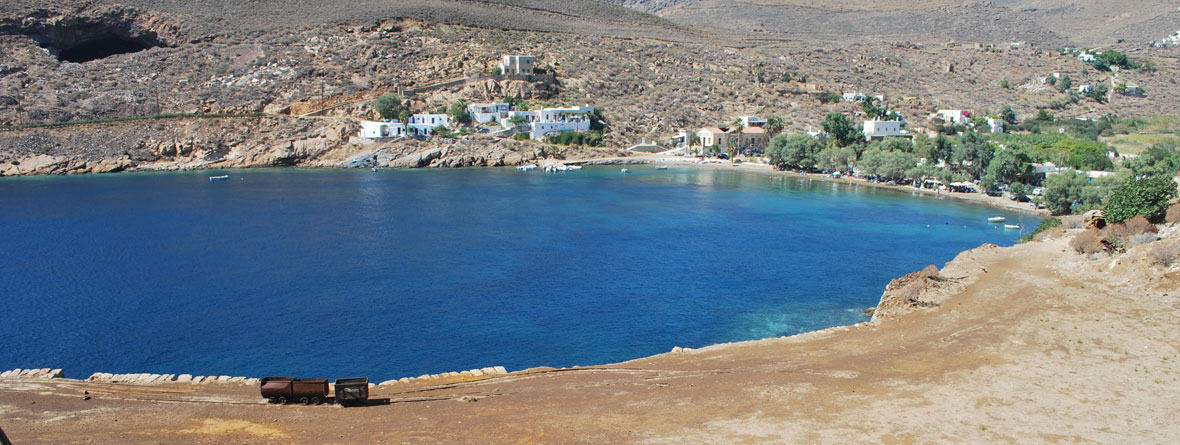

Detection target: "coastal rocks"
[872, 264, 942, 321]
[388, 148, 442, 168]
[374, 366, 510, 387]
[0, 368, 65, 380]
[79, 371, 256, 386]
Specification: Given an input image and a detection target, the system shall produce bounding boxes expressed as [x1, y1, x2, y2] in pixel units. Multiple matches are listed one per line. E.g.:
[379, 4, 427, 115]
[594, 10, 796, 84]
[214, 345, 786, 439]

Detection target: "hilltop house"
[863, 119, 909, 141]
[1078, 85, 1093, 94]
[466, 102, 512, 124]
[500, 105, 596, 140]
[498, 55, 535, 75]
[359, 120, 407, 139]
[408, 114, 451, 136]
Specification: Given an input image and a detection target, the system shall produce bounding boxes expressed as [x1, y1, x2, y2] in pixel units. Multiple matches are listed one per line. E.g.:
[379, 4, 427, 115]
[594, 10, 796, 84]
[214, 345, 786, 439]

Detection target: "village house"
[498, 55, 535, 75]
[358, 120, 407, 139]
[863, 119, 909, 141]
[500, 105, 596, 140]
[697, 125, 769, 154]
[935, 109, 972, 124]
[842, 92, 866, 103]
[698, 127, 730, 152]
[739, 116, 766, 128]
[736, 126, 769, 153]
[408, 114, 451, 136]
[466, 102, 512, 124]
[986, 117, 1004, 134]
[1078, 85, 1093, 94]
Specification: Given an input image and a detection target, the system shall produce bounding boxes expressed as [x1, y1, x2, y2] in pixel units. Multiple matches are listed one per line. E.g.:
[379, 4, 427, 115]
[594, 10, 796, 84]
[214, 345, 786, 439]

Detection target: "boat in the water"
[1004, 224, 1021, 229]
[987, 216, 1006, 223]
[567, 165, 582, 171]
[516, 164, 537, 171]
[209, 175, 229, 181]
[655, 165, 669, 170]
[621, 168, 629, 174]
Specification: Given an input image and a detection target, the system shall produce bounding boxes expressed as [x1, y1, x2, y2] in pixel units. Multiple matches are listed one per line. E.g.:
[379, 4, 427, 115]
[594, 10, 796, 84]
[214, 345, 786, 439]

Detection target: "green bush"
[1103, 175, 1179, 223]
[1021, 217, 1062, 243]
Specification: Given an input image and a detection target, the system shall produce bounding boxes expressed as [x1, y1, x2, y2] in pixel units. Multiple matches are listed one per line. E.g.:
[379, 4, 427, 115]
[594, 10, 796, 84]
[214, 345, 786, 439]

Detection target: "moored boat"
[209, 175, 229, 181]
[621, 168, 629, 174]
[988, 216, 1006, 223]
[1004, 224, 1021, 229]
[655, 165, 669, 170]
[516, 164, 537, 171]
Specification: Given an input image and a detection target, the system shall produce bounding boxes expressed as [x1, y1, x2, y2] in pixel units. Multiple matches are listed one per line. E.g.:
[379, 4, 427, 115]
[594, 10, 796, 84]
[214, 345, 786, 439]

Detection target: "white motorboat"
[209, 175, 229, 181]
[516, 164, 537, 171]
[621, 168, 629, 174]
[1004, 224, 1021, 229]
[655, 165, 669, 170]
[988, 216, 1006, 223]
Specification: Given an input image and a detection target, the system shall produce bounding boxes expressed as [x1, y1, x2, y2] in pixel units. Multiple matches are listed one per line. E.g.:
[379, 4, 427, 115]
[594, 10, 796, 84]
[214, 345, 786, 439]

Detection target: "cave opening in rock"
[11, 16, 169, 63]
[57, 36, 157, 63]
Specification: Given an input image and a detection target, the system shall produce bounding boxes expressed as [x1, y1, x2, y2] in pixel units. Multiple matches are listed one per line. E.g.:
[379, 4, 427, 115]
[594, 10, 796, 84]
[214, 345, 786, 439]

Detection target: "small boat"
[1004, 224, 1021, 229]
[209, 175, 229, 181]
[621, 168, 629, 174]
[655, 165, 669, 170]
[987, 216, 1006, 223]
[567, 165, 582, 171]
[372, 168, 378, 172]
[516, 164, 537, 171]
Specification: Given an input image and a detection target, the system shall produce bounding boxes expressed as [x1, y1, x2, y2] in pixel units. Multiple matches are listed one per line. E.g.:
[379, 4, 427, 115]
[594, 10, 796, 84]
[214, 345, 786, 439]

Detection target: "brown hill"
[602, 0, 1180, 47]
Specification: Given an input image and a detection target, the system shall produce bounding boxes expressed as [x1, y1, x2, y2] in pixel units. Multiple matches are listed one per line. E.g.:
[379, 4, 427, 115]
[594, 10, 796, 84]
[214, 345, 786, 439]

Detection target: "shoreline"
[0, 156, 1041, 387]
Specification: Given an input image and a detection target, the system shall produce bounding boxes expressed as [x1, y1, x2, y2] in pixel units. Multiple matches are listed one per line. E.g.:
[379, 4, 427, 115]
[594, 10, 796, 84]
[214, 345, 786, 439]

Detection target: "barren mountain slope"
[602, 0, 1180, 46]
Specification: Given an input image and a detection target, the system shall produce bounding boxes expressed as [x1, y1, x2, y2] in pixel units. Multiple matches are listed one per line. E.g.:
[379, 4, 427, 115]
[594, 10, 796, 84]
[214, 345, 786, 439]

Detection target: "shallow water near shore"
[0, 166, 1036, 380]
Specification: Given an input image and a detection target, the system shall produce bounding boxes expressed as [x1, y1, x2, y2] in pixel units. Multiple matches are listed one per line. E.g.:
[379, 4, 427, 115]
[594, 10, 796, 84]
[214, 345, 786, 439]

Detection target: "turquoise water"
[0, 166, 1036, 380]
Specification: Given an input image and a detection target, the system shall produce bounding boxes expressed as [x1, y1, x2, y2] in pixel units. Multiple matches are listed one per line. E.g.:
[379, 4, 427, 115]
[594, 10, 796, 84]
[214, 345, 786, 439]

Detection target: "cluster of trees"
[547, 130, 603, 146]
[374, 93, 411, 123]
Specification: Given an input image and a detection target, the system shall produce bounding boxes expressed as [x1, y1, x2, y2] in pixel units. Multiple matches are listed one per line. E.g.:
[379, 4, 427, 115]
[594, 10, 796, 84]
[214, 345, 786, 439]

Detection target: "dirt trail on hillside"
[2, 230, 1179, 443]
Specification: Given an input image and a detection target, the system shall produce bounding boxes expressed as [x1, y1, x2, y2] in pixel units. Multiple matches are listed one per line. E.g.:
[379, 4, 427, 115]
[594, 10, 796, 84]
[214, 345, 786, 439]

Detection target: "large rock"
[388, 148, 442, 168]
[1084, 210, 1106, 229]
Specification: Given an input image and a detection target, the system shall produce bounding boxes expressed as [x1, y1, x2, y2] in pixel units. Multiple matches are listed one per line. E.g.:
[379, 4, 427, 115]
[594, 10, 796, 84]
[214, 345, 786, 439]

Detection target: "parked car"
[986, 189, 1003, 197]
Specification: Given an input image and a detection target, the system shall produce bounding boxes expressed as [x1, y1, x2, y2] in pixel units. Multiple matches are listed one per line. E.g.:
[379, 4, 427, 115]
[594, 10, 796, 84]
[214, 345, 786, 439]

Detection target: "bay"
[0, 166, 1037, 380]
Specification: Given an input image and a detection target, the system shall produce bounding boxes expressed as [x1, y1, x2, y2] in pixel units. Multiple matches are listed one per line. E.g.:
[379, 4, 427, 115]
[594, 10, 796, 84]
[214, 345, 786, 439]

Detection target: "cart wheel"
[301, 397, 310, 405]
[277, 397, 286, 405]
[312, 397, 321, 405]
[268, 397, 278, 404]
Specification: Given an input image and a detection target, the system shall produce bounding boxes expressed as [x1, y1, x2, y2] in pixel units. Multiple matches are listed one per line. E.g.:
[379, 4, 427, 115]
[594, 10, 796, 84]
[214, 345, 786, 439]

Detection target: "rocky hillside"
[0, 1, 1177, 175]
[600, 0, 1180, 47]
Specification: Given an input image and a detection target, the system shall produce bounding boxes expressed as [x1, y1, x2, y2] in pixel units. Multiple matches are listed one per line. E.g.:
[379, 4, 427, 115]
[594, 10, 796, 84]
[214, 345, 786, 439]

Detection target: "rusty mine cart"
[260, 377, 329, 405]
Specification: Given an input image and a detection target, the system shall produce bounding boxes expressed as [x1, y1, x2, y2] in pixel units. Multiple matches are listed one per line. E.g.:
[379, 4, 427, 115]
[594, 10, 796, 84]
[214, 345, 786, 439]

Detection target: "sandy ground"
[2, 219, 1178, 443]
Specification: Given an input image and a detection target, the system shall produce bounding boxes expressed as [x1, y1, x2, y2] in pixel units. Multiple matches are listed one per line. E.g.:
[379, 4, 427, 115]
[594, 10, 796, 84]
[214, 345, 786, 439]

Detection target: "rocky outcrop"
[871, 264, 943, 321]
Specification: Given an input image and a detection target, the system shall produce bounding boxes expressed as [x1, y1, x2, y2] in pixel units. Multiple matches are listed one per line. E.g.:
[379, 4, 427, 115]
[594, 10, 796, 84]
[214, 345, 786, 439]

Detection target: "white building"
[466, 102, 512, 124]
[499, 105, 596, 140]
[863, 120, 908, 141]
[358, 120, 406, 138]
[986, 117, 1004, 134]
[936, 109, 971, 124]
[408, 114, 451, 136]
[1078, 85, 1093, 94]
[1079, 53, 1096, 63]
[498, 55, 535, 75]
[739, 116, 766, 128]
[843, 92, 866, 103]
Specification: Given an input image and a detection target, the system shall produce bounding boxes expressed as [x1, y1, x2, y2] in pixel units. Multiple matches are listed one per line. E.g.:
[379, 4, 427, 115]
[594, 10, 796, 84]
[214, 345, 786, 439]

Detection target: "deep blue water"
[0, 167, 1037, 381]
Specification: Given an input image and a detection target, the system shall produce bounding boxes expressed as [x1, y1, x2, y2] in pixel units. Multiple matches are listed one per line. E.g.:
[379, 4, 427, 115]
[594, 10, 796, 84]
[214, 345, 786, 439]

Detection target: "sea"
[0, 166, 1038, 381]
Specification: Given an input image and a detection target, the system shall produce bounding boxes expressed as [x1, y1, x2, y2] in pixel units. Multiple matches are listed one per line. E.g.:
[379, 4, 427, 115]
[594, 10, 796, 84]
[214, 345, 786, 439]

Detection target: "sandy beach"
[569, 154, 1050, 217]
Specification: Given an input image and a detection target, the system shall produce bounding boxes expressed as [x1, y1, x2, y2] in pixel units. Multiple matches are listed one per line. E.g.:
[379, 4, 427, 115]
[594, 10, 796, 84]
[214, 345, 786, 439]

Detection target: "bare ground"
[3, 223, 1179, 443]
